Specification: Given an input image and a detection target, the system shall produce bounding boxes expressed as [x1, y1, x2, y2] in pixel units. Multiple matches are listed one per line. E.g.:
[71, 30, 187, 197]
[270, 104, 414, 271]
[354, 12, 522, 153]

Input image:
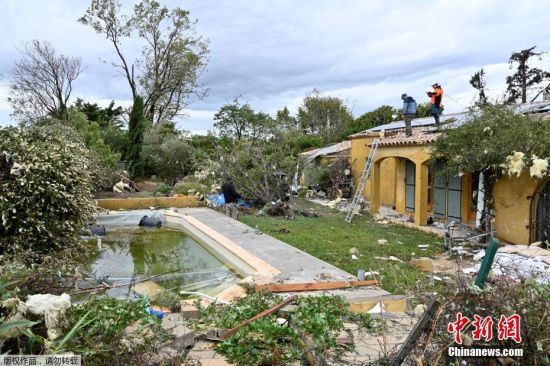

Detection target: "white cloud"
[1, 0, 550, 130]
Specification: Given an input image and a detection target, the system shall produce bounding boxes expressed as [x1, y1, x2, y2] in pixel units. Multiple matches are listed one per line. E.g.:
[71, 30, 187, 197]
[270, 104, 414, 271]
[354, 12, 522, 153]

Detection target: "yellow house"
[349, 101, 550, 245]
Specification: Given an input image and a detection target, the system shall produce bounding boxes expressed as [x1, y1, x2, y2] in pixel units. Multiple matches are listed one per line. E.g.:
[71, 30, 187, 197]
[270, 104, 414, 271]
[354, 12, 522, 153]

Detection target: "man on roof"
[427, 83, 443, 126]
[401, 93, 417, 137]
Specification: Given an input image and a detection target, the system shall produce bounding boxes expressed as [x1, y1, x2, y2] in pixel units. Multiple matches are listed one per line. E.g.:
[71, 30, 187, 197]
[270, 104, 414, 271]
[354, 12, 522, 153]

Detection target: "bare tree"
[79, 0, 209, 124]
[8, 40, 83, 121]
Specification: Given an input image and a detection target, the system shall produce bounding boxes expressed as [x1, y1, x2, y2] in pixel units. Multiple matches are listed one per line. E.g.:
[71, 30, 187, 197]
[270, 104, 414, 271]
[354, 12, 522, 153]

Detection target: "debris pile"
[462, 244, 550, 284]
[258, 201, 320, 218]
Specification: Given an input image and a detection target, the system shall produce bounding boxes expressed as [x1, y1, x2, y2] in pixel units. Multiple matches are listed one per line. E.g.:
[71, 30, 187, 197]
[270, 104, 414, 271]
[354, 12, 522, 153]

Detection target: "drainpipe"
[476, 172, 485, 228]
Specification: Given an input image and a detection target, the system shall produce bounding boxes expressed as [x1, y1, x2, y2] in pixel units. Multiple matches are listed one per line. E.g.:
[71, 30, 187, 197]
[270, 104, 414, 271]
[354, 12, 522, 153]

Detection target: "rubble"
[462, 244, 550, 284]
[410, 257, 433, 272]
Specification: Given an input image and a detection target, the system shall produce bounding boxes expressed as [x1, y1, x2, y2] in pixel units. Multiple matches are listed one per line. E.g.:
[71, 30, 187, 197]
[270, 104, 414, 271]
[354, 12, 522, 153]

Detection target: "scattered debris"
[462, 244, 550, 284]
[17, 293, 71, 340]
[272, 228, 290, 234]
[255, 280, 378, 293]
[473, 249, 486, 261]
[349, 247, 360, 255]
[378, 239, 388, 245]
[410, 257, 433, 272]
[374, 256, 403, 263]
[351, 254, 358, 260]
[417, 244, 429, 248]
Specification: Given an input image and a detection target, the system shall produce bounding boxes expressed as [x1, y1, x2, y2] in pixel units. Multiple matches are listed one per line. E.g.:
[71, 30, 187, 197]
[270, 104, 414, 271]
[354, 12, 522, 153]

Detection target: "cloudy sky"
[1, 0, 550, 133]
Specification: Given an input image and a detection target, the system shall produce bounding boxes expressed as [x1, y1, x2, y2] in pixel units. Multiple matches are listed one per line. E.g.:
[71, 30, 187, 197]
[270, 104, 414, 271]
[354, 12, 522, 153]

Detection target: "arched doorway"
[535, 180, 550, 243]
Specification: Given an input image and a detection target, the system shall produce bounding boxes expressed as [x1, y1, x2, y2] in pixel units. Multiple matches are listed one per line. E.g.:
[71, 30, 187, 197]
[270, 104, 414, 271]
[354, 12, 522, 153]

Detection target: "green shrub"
[152, 290, 181, 312]
[0, 123, 98, 258]
[175, 181, 209, 196]
[142, 122, 195, 183]
[153, 183, 172, 196]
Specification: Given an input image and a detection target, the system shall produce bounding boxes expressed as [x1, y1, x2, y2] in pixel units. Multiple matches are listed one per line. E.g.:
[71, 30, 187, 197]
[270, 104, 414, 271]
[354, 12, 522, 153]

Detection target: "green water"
[80, 228, 238, 299]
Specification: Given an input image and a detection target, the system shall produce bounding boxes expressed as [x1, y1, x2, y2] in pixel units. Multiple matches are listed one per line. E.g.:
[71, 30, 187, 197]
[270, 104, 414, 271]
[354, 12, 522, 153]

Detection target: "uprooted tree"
[431, 104, 550, 232]
[217, 136, 297, 204]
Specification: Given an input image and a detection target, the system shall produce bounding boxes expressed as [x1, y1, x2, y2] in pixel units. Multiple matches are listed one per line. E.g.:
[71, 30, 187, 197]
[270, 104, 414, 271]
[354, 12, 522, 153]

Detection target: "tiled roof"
[349, 100, 550, 139]
[373, 128, 440, 147]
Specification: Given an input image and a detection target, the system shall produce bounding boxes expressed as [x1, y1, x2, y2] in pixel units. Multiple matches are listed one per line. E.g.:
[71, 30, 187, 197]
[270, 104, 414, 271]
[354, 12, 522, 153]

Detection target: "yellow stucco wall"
[97, 196, 199, 210]
[493, 172, 541, 244]
[350, 138, 396, 205]
[351, 138, 431, 207]
[352, 136, 545, 243]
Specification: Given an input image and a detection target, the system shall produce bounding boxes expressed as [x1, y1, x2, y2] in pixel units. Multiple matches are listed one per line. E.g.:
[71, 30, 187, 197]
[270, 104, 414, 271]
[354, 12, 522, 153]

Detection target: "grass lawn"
[240, 199, 443, 294]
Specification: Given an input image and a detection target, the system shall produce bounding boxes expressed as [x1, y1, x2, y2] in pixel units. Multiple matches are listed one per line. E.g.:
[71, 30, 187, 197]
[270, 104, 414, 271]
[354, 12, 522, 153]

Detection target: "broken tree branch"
[221, 295, 297, 339]
[71, 267, 190, 295]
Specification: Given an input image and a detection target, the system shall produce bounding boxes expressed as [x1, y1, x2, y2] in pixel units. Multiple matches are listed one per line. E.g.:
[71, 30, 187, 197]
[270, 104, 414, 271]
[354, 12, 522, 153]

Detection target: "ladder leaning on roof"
[345, 138, 380, 223]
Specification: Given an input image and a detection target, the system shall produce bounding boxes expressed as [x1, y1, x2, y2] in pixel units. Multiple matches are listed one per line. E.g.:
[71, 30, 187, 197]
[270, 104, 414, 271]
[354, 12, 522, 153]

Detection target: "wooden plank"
[221, 295, 297, 339]
[389, 300, 440, 366]
[255, 280, 378, 293]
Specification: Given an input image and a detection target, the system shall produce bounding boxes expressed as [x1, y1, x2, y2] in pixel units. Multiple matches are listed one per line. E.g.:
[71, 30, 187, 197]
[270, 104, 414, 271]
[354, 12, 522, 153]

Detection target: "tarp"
[207, 193, 252, 208]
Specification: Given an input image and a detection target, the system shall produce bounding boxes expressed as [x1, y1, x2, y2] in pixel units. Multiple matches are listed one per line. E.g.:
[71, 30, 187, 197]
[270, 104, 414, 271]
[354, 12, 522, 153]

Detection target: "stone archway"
[370, 149, 430, 225]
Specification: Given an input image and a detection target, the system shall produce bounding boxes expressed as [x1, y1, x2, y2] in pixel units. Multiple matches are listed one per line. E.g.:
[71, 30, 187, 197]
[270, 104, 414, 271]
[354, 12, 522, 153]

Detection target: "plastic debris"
[17, 293, 71, 339]
[473, 250, 485, 261]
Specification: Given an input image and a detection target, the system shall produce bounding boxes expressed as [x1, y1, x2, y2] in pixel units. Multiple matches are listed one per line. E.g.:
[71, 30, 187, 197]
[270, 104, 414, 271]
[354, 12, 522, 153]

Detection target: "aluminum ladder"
[345, 138, 380, 223]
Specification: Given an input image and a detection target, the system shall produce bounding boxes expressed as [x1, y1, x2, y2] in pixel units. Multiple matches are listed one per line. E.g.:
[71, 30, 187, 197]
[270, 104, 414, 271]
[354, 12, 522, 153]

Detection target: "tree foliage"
[297, 90, 353, 144]
[469, 68, 488, 106]
[343, 105, 396, 137]
[432, 105, 550, 175]
[431, 104, 550, 229]
[79, 0, 209, 124]
[8, 40, 83, 122]
[0, 123, 98, 258]
[141, 122, 195, 183]
[506, 46, 550, 103]
[73, 98, 129, 158]
[127, 96, 147, 177]
[64, 109, 120, 188]
[213, 99, 274, 141]
[217, 132, 297, 203]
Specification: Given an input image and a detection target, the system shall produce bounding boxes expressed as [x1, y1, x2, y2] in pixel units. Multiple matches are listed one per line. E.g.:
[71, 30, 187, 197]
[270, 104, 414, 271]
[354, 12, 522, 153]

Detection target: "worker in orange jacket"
[427, 83, 443, 125]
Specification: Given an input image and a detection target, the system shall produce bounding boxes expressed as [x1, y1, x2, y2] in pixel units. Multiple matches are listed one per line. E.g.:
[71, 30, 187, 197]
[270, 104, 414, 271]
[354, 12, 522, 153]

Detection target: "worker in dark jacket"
[401, 94, 417, 137]
[427, 83, 443, 125]
[222, 177, 241, 219]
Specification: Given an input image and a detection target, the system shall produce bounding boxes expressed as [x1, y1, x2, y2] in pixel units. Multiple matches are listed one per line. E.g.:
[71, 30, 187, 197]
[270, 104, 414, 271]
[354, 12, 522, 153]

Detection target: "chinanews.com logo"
[446, 312, 524, 359]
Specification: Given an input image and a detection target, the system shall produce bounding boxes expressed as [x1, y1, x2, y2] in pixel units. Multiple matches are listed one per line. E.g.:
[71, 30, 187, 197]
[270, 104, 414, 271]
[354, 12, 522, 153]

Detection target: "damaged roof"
[377, 128, 440, 147]
[349, 100, 550, 139]
[300, 140, 351, 162]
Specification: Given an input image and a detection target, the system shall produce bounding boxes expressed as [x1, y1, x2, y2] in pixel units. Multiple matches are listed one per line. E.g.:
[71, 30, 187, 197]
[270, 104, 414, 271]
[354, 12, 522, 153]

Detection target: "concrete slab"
[176, 208, 389, 301]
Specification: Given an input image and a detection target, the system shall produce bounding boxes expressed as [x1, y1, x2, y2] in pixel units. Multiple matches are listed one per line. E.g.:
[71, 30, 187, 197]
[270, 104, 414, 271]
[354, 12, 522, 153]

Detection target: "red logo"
[447, 313, 521, 344]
